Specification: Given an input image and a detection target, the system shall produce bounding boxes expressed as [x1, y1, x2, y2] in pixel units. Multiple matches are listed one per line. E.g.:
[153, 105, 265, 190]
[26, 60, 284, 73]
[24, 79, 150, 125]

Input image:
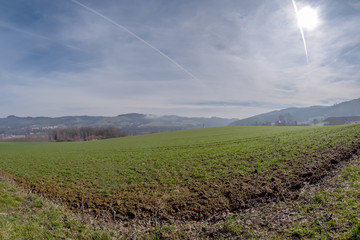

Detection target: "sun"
[297, 6, 319, 31]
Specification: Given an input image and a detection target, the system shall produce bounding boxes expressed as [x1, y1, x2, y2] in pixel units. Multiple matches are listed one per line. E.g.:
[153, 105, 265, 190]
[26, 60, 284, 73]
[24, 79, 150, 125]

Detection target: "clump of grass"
[290, 226, 316, 238]
[312, 192, 329, 205]
[349, 222, 360, 240]
[221, 216, 243, 235]
[147, 224, 186, 240]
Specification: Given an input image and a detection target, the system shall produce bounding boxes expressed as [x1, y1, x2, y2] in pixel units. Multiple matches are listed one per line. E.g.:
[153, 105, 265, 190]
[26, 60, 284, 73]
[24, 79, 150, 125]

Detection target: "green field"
[0, 125, 359, 225]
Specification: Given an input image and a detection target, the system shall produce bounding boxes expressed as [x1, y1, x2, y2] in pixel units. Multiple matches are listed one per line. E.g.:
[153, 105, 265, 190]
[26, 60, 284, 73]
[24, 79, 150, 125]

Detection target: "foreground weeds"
[136, 157, 360, 239]
[285, 158, 360, 239]
[0, 176, 117, 240]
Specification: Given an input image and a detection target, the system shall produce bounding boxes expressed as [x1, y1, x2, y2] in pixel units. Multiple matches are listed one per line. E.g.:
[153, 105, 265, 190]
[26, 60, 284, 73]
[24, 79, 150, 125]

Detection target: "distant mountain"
[317, 98, 360, 117]
[229, 98, 360, 126]
[0, 113, 237, 136]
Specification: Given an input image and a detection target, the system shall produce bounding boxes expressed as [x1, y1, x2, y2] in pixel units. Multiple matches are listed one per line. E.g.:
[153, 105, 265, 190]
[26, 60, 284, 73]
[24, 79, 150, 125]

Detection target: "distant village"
[323, 116, 360, 126]
[254, 115, 360, 127]
[0, 126, 58, 141]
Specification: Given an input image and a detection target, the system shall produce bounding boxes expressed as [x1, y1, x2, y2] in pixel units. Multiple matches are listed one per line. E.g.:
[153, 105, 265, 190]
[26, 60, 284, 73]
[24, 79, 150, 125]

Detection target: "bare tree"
[48, 126, 127, 142]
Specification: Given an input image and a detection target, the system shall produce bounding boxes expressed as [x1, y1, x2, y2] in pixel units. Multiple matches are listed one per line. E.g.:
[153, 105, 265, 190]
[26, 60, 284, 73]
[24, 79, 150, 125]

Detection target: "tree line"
[48, 126, 127, 142]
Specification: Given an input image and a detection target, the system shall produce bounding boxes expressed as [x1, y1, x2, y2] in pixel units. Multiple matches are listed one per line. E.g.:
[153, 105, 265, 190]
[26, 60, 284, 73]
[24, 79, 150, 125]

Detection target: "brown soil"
[7, 139, 360, 226]
[164, 142, 360, 221]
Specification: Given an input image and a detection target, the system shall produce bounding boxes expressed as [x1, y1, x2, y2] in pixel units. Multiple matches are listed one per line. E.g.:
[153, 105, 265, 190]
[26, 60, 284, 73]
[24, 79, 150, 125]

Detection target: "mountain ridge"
[229, 98, 360, 126]
[0, 113, 238, 136]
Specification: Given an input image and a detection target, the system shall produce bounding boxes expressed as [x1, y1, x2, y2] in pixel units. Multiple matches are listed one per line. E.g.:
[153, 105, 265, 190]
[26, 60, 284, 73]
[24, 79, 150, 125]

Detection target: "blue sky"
[0, 0, 359, 118]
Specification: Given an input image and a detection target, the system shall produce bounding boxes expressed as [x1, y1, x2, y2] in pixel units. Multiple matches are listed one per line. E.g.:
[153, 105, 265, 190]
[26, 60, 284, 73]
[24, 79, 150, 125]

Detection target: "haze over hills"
[229, 98, 360, 126]
[0, 113, 237, 136]
[1, 98, 360, 138]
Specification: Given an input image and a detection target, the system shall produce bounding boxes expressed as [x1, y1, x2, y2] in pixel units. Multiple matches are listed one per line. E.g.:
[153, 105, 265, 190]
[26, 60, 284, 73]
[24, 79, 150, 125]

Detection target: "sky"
[0, 0, 359, 119]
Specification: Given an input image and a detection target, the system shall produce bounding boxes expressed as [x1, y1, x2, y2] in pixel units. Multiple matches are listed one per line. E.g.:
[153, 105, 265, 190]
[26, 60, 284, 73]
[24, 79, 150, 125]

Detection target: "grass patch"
[0, 177, 117, 240]
[221, 216, 243, 235]
[290, 226, 316, 238]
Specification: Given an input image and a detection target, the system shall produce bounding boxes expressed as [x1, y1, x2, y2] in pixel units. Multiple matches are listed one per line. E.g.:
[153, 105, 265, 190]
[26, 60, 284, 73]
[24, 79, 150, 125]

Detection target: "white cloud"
[0, 0, 359, 118]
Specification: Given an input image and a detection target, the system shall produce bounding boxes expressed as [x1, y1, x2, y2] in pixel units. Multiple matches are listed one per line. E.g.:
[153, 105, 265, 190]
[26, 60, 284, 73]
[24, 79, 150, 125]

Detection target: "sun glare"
[297, 6, 319, 31]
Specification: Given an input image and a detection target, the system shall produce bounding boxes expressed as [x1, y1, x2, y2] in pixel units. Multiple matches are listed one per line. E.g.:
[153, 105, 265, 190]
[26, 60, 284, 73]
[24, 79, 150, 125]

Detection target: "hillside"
[0, 113, 237, 136]
[229, 98, 360, 126]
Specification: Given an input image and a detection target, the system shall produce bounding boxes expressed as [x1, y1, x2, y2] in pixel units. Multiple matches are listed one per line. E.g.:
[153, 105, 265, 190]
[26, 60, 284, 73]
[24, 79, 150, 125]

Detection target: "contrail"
[72, 0, 202, 84]
[291, 0, 309, 63]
